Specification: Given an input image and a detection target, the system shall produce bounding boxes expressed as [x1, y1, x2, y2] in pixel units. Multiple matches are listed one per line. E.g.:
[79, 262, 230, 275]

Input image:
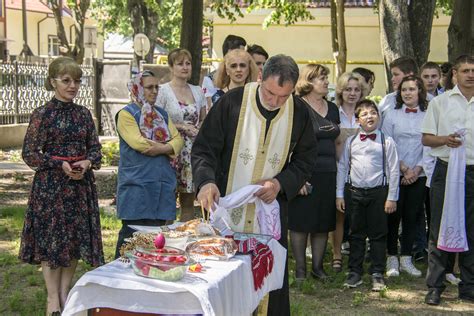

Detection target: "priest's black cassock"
[191, 85, 317, 316]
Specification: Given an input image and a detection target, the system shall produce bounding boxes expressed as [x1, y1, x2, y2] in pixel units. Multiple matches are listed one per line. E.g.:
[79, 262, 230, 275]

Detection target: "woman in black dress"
[19, 57, 104, 315]
[289, 64, 340, 281]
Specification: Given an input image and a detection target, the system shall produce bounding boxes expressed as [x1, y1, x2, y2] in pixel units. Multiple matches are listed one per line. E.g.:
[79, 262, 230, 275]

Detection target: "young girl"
[382, 75, 427, 277]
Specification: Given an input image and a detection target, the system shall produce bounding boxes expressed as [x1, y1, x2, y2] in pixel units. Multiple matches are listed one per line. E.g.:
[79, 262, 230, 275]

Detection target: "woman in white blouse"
[157, 48, 207, 222]
[382, 75, 428, 278]
[330, 72, 368, 273]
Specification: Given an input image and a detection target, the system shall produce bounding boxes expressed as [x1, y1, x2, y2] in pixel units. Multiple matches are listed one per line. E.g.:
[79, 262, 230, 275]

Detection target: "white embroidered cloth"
[211, 184, 281, 240]
[437, 128, 469, 252]
[62, 239, 286, 316]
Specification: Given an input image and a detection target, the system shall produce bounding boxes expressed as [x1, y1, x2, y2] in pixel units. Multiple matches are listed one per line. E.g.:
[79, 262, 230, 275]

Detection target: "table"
[62, 240, 286, 316]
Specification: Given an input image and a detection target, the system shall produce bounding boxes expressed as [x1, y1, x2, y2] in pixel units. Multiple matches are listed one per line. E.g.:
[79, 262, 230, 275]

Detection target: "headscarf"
[127, 71, 171, 142]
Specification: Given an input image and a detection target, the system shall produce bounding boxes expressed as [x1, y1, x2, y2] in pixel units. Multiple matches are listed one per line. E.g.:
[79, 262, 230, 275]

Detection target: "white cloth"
[437, 128, 469, 252]
[421, 85, 474, 164]
[336, 129, 400, 201]
[382, 105, 426, 175]
[211, 185, 281, 240]
[62, 240, 286, 316]
[201, 75, 217, 98]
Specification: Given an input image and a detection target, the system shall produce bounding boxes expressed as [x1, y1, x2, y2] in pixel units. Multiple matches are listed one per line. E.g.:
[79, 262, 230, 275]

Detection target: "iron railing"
[0, 60, 95, 125]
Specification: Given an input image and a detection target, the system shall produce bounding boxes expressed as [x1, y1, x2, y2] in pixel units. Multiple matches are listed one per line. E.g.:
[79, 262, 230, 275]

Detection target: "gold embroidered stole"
[225, 82, 294, 233]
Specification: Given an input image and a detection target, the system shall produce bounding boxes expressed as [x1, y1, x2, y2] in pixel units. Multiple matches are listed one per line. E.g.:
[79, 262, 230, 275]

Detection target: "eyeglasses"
[144, 85, 159, 91]
[54, 78, 82, 86]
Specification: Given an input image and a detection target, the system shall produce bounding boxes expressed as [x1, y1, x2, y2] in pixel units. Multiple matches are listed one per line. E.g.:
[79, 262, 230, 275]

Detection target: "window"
[48, 36, 60, 56]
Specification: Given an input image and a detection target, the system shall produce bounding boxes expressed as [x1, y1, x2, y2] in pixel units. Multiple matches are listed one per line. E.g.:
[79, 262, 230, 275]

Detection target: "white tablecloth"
[62, 240, 286, 316]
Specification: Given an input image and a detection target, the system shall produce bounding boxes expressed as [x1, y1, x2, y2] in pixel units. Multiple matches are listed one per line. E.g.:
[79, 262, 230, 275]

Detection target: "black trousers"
[114, 219, 167, 259]
[347, 185, 388, 275]
[426, 160, 474, 295]
[387, 177, 426, 256]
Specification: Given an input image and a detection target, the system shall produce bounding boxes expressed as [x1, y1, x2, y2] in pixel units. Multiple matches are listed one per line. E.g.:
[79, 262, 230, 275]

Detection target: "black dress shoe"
[425, 289, 441, 305]
[459, 291, 474, 303]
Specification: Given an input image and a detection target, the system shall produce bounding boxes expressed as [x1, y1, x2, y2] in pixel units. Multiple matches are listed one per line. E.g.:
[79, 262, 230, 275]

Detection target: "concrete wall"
[207, 8, 451, 97]
[0, 124, 28, 149]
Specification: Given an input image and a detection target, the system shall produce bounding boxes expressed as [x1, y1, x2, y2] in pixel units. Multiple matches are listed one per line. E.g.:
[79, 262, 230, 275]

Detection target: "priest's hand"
[197, 183, 220, 211]
[255, 179, 280, 204]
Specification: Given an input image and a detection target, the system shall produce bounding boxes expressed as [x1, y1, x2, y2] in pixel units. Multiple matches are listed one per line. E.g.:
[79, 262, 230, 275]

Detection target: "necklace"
[303, 96, 327, 116]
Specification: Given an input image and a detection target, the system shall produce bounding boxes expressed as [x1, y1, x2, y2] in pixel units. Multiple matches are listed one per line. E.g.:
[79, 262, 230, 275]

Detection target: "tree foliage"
[91, 0, 182, 51]
[48, 0, 90, 64]
[209, 0, 314, 29]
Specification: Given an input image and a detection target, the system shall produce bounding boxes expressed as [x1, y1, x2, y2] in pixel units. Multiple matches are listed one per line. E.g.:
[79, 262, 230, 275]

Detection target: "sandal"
[332, 258, 343, 273]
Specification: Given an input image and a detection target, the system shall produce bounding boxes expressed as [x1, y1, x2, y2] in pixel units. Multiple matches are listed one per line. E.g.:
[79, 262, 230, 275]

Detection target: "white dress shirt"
[378, 92, 397, 126]
[336, 129, 400, 201]
[422, 146, 436, 188]
[382, 105, 426, 176]
[338, 106, 358, 128]
[421, 85, 474, 164]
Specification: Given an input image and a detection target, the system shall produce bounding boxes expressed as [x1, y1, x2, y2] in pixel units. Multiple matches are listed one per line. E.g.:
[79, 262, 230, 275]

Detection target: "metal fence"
[0, 61, 95, 125]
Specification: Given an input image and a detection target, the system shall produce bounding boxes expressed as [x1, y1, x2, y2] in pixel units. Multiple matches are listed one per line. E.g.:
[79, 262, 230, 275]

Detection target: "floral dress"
[157, 83, 206, 193]
[19, 98, 104, 269]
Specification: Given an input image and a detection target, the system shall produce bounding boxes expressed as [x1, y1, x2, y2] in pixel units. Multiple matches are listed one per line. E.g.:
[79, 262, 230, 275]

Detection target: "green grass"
[0, 206, 121, 315]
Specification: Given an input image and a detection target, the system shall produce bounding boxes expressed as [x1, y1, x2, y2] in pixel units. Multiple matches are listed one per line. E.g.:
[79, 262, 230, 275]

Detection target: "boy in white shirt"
[336, 99, 400, 291]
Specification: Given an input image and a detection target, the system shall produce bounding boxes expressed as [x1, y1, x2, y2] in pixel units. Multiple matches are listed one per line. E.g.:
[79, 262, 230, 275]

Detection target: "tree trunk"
[48, 0, 90, 64]
[128, 0, 160, 66]
[49, 0, 71, 55]
[70, 0, 90, 64]
[378, 0, 414, 92]
[330, 0, 346, 78]
[408, 0, 436, 69]
[180, 0, 203, 85]
[448, 0, 474, 62]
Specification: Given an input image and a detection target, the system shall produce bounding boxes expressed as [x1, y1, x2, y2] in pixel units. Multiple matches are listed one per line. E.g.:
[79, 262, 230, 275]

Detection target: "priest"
[192, 54, 317, 315]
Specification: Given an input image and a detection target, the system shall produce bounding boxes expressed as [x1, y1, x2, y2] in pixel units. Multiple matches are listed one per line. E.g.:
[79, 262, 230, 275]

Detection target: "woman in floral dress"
[157, 48, 207, 221]
[19, 57, 104, 315]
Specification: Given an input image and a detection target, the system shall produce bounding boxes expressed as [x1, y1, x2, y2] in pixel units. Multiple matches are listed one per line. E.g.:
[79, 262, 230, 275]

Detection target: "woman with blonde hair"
[289, 64, 341, 281]
[330, 71, 368, 273]
[156, 48, 206, 222]
[211, 49, 258, 105]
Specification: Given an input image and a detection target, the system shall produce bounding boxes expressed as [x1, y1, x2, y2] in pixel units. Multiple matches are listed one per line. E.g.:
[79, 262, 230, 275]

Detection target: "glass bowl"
[126, 246, 190, 281]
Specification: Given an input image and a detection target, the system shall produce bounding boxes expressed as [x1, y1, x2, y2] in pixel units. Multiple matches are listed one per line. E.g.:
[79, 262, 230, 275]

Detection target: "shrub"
[101, 141, 119, 166]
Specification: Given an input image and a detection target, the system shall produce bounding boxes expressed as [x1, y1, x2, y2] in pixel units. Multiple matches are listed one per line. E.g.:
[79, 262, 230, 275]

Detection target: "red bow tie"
[360, 133, 377, 141]
[405, 108, 418, 113]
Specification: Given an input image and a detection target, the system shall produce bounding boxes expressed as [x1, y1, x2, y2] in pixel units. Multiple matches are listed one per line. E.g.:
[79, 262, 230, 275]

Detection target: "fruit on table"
[188, 263, 203, 273]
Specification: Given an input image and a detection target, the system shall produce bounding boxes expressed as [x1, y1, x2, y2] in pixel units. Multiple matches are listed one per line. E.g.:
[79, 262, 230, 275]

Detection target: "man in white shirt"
[378, 57, 418, 125]
[421, 54, 474, 305]
[420, 62, 443, 100]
